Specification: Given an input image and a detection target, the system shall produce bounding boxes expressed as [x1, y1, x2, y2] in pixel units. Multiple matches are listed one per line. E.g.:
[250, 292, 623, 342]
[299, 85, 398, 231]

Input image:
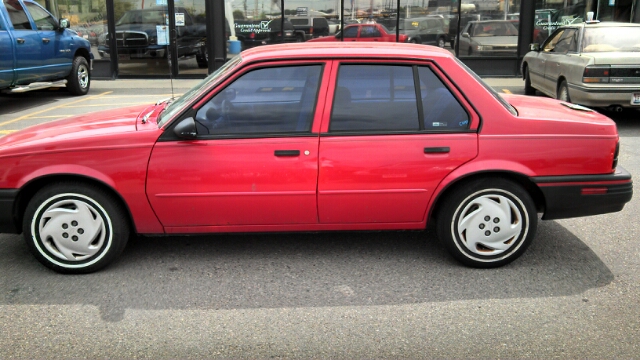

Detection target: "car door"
[3, 0, 45, 82]
[342, 25, 358, 41]
[317, 62, 478, 225]
[0, 14, 15, 87]
[543, 28, 578, 97]
[523, 29, 564, 92]
[420, 20, 437, 45]
[23, 0, 71, 79]
[146, 62, 326, 231]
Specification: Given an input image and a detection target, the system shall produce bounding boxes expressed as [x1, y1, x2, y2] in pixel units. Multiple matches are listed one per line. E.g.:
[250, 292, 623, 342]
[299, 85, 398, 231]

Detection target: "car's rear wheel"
[410, 38, 419, 44]
[437, 37, 445, 48]
[66, 56, 90, 96]
[436, 178, 537, 268]
[524, 66, 536, 95]
[23, 183, 130, 274]
[557, 80, 571, 102]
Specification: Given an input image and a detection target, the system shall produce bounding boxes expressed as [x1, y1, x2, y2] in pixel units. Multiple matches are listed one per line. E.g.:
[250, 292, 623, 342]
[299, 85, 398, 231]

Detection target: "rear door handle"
[16, 38, 25, 44]
[42, 38, 50, 44]
[274, 150, 300, 157]
[424, 147, 450, 154]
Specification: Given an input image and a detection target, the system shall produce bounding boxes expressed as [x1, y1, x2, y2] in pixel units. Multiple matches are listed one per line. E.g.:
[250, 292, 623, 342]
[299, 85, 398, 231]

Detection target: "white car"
[521, 21, 640, 111]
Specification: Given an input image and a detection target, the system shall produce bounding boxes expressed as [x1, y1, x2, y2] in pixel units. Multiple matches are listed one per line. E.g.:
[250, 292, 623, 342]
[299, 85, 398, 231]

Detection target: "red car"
[0, 43, 632, 273]
[308, 23, 408, 43]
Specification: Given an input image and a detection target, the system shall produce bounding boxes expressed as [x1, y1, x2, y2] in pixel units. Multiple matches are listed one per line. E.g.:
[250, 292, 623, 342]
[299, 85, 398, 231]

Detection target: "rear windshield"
[582, 27, 640, 52]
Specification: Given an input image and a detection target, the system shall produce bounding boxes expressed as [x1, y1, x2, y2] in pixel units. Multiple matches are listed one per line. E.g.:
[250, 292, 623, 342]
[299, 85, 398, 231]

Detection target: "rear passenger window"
[330, 65, 419, 132]
[195, 65, 322, 136]
[4, 0, 33, 30]
[329, 64, 469, 133]
[418, 67, 469, 129]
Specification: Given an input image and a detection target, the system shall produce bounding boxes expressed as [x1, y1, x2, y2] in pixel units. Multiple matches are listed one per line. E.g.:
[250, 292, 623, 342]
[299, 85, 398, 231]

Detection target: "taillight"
[310, 27, 313, 34]
[249, 32, 255, 39]
[583, 65, 610, 83]
[613, 142, 620, 169]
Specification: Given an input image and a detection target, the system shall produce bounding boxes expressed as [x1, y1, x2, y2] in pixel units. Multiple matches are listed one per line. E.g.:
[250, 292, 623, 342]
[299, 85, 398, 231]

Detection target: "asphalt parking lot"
[1, 79, 639, 358]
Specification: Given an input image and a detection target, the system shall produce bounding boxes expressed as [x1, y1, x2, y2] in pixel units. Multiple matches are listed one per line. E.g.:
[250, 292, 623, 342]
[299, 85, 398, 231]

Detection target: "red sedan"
[0, 43, 632, 273]
[308, 23, 408, 42]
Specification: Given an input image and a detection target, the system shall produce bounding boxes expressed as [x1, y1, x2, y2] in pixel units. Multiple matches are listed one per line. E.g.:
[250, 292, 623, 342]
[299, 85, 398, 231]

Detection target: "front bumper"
[567, 83, 640, 108]
[0, 189, 19, 233]
[533, 166, 633, 220]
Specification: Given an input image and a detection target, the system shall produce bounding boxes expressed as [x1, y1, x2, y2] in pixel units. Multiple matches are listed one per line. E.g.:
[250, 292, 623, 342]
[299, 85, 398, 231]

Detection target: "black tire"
[23, 182, 130, 274]
[410, 38, 419, 44]
[524, 66, 536, 95]
[66, 56, 90, 96]
[557, 80, 571, 103]
[436, 178, 537, 268]
[296, 34, 304, 42]
[437, 37, 445, 48]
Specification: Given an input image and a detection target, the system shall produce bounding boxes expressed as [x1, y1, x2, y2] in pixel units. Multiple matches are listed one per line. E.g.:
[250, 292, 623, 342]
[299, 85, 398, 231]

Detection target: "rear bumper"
[568, 83, 640, 108]
[0, 189, 19, 233]
[533, 166, 633, 220]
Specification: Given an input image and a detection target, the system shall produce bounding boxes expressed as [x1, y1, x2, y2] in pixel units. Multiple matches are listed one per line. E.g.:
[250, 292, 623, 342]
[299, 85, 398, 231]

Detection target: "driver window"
[195, 65, 322, 136]
[543, 29, 565, 52]
[343, 26, 358, 38]
[24, 2, 58, 31]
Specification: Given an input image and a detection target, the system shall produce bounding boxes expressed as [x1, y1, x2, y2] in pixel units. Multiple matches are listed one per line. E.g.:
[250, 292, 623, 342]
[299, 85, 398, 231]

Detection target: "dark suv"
[287, 16, 329, 40]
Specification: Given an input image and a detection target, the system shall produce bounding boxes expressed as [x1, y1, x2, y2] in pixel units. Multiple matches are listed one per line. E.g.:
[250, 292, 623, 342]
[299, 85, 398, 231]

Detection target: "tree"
[233, 10, 245, 20]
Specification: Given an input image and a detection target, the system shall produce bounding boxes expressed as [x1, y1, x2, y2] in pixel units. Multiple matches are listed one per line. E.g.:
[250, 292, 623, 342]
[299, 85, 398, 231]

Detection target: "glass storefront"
[36, 0, 640, 78]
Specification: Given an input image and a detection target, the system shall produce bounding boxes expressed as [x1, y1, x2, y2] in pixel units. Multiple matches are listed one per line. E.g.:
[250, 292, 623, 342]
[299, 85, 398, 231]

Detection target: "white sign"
[156, 25, 169, 45]
[156, 0, 167, 5]
[175, 13, 185, 26]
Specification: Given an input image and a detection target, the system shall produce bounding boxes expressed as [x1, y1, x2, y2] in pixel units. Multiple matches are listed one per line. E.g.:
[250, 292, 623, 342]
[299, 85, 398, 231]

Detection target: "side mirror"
[173, 117, 198, 139]
[530, 43, 541, 51]
[462, 32, 470, 38]
[59, 18, 70, 30]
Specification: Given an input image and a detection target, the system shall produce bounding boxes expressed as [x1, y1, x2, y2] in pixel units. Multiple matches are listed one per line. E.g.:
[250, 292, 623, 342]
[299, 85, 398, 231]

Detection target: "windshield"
[158, 55, 242, 127]
[471, 21, 518, 37]
[582, 27, 640, 52]
[116, 10, 166, 26]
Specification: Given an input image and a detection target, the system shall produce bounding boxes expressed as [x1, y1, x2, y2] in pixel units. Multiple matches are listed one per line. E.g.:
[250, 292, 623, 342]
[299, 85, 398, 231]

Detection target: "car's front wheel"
[437, 37, 445, 48]
[23, 182, 130, 273]
[436, 178, 537, 268]
[66, 56, 90, 96]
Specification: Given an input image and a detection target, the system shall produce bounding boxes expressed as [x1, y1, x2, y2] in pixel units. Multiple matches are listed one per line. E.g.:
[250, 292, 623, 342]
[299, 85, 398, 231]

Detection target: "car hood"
[583, 52, 640, 65]
[502, 94, 618, 135]
[471, 36, 518, 46]
[0, 105, 152, 157]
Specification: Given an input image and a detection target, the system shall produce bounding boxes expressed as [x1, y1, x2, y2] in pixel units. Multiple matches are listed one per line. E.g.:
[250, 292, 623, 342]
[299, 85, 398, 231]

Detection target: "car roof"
[564, 21, 640, 29]
[239, 42, 453, 63]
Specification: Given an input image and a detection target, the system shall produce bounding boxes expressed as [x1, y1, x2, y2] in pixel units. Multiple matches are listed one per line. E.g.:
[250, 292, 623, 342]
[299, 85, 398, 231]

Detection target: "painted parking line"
[0, 91, 112, 128]
[502, 89, 512, 94]
[63, 102, 150, 108]
[0, 130, 16, 134]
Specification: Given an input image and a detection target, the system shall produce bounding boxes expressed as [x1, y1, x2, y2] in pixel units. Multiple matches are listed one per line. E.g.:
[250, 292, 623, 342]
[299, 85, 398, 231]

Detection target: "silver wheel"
[558, 80, 571, 102]
[454, 192, 524, 257]
[35, 195, 108, 262]
[77, 63, 89, 89]
[437, 178, 537, 268]
[24, 183, 129, 273]
[437, 37, 445, 48]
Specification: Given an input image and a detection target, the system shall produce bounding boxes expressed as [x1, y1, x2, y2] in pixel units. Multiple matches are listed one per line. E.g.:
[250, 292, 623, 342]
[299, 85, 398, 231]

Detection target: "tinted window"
[418, 67, 469, 129]
[195, 65, 322, 136]
[24, 2, 57, 31]
[4, 0, 32, 30]
[543, 29, 565, 52]
[360, 25, 381, 37]
[343, 26, 358, 38]
[330, 65, 419, 132]
[552, 28, 577, 53]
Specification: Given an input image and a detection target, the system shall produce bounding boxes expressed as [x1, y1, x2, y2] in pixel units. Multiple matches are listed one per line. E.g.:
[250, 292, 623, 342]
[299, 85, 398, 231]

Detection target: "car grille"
[115, 31, 148, 47]
[609, 66, 640, 84]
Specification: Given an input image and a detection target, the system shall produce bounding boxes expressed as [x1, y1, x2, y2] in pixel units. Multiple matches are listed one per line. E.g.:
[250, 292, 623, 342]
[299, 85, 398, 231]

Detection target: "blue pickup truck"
[0, 0, 92, 95]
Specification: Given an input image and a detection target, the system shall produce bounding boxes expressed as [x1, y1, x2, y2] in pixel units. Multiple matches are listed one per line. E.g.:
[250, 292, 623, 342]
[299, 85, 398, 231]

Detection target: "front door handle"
[424, 147, 450, 154]
[274, 150, 300, 157]
[42, 38, 50, 44]
[16, 38, 25, 44]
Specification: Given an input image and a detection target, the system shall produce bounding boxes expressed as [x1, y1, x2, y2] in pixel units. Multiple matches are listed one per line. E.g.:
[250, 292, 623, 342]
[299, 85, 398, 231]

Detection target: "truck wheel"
[437, 37, 445, 48]
[67, 56, 90, 96]
[436, 178, 537, 268]
[23, 182, 130, 273]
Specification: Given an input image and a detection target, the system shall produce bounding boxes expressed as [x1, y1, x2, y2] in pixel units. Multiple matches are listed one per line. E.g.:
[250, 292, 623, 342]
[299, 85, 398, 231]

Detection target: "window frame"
[186, 61, 327, 140]
[324, 60, 473, 136]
